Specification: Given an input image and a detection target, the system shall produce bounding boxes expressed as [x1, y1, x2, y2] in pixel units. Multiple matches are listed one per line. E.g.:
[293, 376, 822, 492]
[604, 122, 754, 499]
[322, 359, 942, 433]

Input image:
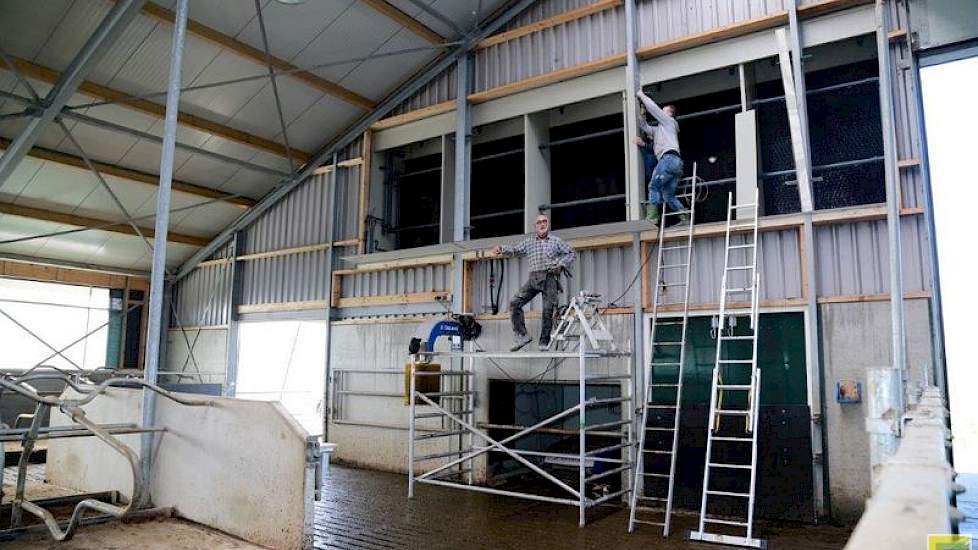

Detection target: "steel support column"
[223, 231, 245, 397]
[140, 0, 189, 492]
[0, 0, 147, 191]
[623, 0, 643, 221]
[875, 0, 907, 384]
[322, 155, 338, 441]
[453, 53, 473, 243]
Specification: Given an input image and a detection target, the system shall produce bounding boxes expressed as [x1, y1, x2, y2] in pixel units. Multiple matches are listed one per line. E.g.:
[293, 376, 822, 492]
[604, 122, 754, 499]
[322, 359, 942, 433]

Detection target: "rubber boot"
[645, 204, 660, 224]
[674, 212, 691, 227]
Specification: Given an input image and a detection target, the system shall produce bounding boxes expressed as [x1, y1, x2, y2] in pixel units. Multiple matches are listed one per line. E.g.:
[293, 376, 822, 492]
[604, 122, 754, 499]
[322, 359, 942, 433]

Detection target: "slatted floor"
[315, 465, 852, 550]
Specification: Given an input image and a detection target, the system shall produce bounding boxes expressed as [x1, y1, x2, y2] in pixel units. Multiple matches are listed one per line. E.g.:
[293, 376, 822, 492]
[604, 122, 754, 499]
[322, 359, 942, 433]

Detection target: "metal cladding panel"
[814, 215, 931, 297]
[391, 64, 457, 116]
[172, 263, 230, 328]
[243, 173, 329, 255]
[334, 165, 361, 242]
[470, 245, 636, 312]
[637, 0, 788, 46]
[240, 250, 330, 306]
[648, 228, 802, 307]
[341, 264, 450, 299]
[474, 5, 625, 93]
[502, 0, 598, 29]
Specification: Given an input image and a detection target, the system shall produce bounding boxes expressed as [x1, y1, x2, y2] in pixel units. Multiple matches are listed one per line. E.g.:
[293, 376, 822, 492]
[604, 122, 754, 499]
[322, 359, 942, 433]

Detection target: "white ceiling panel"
[177, 50, 269, 123]
[295, 2, 404, 84]
[226, 81, 322, 142]
[172, 200, 241, 235]
[215, 166, 276, 199]
[6, 163, 100, 210]
[0, 215, 62, 258]
[0, 1, 73, 61]
[338, 32, 437, 99]
[235, 0, 356, 63]
[187, 0, 264, 41]
[283, 94, 362, 152]
[85, 9, 162, 88]
[31, 0, 115, 70]
[0, 157, 45, 198]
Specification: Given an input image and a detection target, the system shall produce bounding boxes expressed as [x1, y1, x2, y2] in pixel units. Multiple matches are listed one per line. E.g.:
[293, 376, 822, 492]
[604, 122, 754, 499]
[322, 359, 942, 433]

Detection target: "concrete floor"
[316, 465, 852, 550]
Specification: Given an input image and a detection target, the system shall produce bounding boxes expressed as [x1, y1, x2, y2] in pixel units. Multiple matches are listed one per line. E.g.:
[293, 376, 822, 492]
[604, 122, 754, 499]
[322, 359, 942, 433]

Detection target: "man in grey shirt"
[492, 214, 576, 351]
[638, 90, 689, 226]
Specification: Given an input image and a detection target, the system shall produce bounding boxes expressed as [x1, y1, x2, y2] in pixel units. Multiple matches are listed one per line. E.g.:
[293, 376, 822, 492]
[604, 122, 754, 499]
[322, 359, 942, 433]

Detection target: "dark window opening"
[665, 86, 741, 224]
[470, 135, 525, 240]
[756, 57, 883, 214]
[548, 113, 625, 230]
[384, 148, 441, 250]
[487, 380, 623, 496]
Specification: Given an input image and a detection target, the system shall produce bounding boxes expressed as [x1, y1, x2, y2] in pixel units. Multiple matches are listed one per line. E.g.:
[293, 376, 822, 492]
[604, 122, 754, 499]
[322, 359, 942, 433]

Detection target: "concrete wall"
[47, 388, 313, 550]
[328, 314, 636, 477]
[819, 298, 934, 522]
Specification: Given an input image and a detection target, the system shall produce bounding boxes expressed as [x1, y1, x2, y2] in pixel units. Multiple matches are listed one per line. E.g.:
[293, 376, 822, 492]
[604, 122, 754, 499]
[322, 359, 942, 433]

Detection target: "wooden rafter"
[0, 201, 210, 247]
[0, 138, 255, 208]
[359, 0, 447, 45]
[140, 2, 377, 111]
[7, 56, 312, 163]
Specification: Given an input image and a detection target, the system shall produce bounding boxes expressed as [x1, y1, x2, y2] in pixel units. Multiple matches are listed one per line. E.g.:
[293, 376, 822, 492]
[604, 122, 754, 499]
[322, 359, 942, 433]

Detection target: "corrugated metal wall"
[648, 227, 803, 306]
[172, 261, 230, 327]
[888, 0, 924, 209]
[470, 244, 636, 312]
[340, 264, 452, 299]
[814, 215, 931, 296]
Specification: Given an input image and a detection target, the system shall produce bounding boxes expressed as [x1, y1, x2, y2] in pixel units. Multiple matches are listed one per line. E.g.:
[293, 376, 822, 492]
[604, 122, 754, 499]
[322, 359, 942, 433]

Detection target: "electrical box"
[404, 363, 441, 406]
[835, 380, 862, 403]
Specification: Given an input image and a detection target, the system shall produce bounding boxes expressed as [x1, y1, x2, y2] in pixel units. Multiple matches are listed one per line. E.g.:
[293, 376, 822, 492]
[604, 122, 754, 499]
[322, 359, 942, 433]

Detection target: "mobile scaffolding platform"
[406, 293, 637, 526]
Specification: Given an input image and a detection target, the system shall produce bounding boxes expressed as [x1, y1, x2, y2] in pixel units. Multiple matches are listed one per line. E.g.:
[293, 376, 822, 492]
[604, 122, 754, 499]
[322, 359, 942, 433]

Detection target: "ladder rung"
[642, 449, 672, 455]
[644, 426, 674, 431]
[707, 490, 751, 498]
[654, 321, 685, 326]
[720, 335, 754, 340]
[659, 263, 688, 269]
[715, 409, 750, 416]
[731, 203, 757, 209]
[637, 496, 668, 502]
[585, 374, 632, 381]
[661, 245, 688, 252]
[708, 462, 752, 470]
[703, 518, 750, 527]
[414, 410, 473, 419]
[728, 244, 755, 249]
[651, 362, 681, 366]
[664, 209, 691, 216]
[712, 436, 753, 442]
[645, 405, 677, 409]
[718, 359, 753, 364]
[717, 384, 752, 390]
[660, 282, 687, 287]
[725, 287, 753, 293]
[585, 420, 631, 432]
[632, 519, 666, 527]
[642, 472, 671, 478]
[648, 383, 679, 388]
[726, 265, 755, 271]
[652, 341, 683, 346]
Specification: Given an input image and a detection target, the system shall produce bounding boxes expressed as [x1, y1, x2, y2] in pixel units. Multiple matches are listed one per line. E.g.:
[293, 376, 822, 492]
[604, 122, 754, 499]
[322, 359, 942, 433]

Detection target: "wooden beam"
[331, 273, 343, 308]
[336, 291, 450, 308]
[475, 306, 632, 321]
[8, 56, 312, 163]
[358, 131, 373, 254]
[888, 29, 908, 41]
[359, 0, 447, 45]
[237, 300, 328, 314]
[468, 55, 624, 104]
[898, 158, 921, 169]
[0, 201, 209, 247]
[371, 101, 455, 131]
[0, 138, 255, 208]
[816, 291, 930, 304]
[0, 259, 146, 288]
[140, 2, 376, 111]
[637, 12, 788, 60]
[477, 0, 623, 49]
[463, 260, 474, 313]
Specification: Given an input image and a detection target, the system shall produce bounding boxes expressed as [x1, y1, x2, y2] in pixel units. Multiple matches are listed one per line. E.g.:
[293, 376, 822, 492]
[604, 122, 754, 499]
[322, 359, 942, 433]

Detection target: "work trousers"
[510, 270, 560, 342]
[648, 152, 685, 213]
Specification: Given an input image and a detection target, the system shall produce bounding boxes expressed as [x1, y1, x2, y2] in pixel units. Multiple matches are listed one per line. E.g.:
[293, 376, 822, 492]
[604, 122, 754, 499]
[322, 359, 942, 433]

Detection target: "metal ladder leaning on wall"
[627, 166, 698, 536]
[688, 189, 765, 548]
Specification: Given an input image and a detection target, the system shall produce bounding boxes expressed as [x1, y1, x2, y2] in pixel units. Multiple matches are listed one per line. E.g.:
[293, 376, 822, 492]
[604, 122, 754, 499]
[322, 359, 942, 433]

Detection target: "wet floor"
[315, 465, 852, 550]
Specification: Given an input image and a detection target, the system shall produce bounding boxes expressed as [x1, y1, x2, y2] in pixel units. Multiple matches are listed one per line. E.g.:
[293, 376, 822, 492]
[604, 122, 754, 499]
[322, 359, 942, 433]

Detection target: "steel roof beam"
[360, 0, 448, 44]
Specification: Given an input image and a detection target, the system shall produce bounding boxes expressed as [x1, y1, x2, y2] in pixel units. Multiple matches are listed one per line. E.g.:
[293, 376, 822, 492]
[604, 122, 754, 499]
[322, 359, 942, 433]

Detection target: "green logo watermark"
[928, 534, 972, 550]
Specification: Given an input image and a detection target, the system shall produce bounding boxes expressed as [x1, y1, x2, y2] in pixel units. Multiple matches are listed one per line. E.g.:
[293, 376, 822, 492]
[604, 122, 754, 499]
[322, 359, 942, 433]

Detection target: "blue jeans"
[639, 143, 657, 180]
[648, 153, 684, 213]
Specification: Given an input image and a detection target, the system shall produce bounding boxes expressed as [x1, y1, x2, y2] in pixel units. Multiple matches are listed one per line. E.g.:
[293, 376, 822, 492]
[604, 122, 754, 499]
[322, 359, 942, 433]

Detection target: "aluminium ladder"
[627, 165, 698, 536]
[688, 188, 765, 549]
